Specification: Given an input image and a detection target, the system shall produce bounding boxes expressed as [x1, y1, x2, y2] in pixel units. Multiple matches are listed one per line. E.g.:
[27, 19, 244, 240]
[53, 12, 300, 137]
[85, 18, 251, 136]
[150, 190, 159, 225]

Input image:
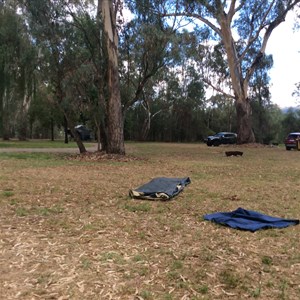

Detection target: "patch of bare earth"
[0, 143, 299, 299]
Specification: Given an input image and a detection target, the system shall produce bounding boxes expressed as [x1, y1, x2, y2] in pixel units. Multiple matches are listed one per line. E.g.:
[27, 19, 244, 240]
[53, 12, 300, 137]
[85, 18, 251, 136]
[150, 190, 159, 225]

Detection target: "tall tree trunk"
[64, 115, 69, 144]
[236, 98, 255, 144]
[50, 117, 54, 141]
[218, 12, 255, 143]
[2, 87, 10, 140]
[0, 67, 4, 139]
[94, 116, 101, 151]
[140, 113, 151, 141]
[18, 93, 31, 141]
[17, 112, 27, 141]
[0, 90, 4, 139]
[106, 62, 124, 154]
[99, 0, 125, 155]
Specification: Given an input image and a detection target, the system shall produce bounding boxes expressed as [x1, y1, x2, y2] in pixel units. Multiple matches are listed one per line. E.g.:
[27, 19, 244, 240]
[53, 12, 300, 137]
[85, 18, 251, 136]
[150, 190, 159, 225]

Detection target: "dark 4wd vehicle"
[284, 132, 300, 150]
[68, 125, 92, 141]
[75, 125, 92, 141]
[206, 132, 237, 147]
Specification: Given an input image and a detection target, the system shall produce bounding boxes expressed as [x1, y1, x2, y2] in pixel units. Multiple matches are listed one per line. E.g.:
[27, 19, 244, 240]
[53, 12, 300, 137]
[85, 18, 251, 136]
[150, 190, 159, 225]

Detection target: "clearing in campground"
[0, 142, 299, 299]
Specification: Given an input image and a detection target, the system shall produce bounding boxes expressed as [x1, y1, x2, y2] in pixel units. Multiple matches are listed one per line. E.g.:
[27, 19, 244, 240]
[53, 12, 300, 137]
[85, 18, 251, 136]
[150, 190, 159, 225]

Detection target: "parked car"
[205, 132, 237, 147]
[284, 132, 300, 150]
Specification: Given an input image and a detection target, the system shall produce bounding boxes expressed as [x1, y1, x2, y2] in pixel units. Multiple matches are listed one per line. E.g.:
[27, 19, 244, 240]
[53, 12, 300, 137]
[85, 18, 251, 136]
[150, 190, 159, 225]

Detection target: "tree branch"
[245, 0, 300, 84]
[227, 0, 237, 22]
[239, 0, 276, 63]
[202, 77, 235, 100]
[161, 11, 222, 36]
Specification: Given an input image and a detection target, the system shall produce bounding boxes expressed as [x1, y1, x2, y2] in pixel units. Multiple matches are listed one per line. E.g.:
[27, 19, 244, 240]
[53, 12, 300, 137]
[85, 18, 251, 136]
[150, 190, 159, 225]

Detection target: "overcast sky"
[266, 13, 300, 108]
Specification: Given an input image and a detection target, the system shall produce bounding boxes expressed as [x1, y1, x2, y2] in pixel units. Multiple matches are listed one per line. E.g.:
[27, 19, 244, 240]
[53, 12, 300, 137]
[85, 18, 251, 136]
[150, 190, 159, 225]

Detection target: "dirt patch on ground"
[0, 143, 299, 299]
[65, 151, 146, 162]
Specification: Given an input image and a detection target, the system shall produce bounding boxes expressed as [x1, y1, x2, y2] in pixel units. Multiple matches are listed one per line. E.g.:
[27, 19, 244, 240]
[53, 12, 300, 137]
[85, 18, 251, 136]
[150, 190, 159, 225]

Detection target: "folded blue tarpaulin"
[204, 207, 299, 232]
[129, 177, 191, 200]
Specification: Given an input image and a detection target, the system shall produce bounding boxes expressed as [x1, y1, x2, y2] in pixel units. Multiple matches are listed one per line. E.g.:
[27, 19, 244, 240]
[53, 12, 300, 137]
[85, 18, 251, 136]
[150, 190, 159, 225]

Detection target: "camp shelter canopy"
[129, 177, 191, 200]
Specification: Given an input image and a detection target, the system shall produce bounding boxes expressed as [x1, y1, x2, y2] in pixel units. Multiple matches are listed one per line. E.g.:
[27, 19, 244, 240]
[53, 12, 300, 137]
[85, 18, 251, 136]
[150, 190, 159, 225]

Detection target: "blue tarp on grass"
[129, 177, 191, 200]
[204, 207, 299, 232]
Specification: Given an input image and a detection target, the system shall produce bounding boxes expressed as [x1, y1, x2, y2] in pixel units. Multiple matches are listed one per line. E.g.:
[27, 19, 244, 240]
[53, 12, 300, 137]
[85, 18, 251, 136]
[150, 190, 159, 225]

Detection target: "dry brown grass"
[0, 143, 299, 300]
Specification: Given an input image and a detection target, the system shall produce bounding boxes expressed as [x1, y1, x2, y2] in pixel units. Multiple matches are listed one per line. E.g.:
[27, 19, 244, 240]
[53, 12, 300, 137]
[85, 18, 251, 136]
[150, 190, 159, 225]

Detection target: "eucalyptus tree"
[248, 54, 275, 143]
[119, 0, 182, 140]
[293, 82, 300, 104]
[22, 0, 90, 152]
[206, 93, 237, 134]
[268, 104, 284, 143]
[130, 63, 206, 142]
[65, 0, 125, 153]
[120, 0, 177, 109]
[156, 0, 300, 144]
[0, 3, 36, 140]
[27, 79, 66, 140]
[97, 0, 125, 154]
[64, 11, 107, 151]
[281, 107, 300, 135]
[166, 66, 206, 141]
[22, 0, 125, 154]
[120, 1, 209, 140]
[0, 6, 17, 139]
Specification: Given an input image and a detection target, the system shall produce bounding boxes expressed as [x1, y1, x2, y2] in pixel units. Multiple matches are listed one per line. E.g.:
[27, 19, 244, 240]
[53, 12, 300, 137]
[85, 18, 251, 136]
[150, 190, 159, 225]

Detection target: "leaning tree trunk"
[70, 128, 87, 154]
[100, 0, 125, 155]
[65, 115, 87, 154]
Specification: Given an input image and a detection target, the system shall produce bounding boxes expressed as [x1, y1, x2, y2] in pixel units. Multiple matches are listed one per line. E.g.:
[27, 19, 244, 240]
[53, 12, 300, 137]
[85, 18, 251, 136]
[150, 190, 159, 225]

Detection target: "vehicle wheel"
[286, 146, 291, 150]
[207, 142, 212, 147]
[213, 140, 220, 147]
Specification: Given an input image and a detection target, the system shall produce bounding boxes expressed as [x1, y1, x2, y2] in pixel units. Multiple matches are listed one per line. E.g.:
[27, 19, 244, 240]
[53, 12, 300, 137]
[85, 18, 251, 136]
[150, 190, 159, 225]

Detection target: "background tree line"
[1, 0, 300, 151]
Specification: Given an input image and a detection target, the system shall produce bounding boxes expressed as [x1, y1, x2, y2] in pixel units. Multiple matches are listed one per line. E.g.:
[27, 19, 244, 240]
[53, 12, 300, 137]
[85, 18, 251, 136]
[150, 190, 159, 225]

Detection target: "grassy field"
[0, 139, 81, 148]
[0, 142, 299, 300]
